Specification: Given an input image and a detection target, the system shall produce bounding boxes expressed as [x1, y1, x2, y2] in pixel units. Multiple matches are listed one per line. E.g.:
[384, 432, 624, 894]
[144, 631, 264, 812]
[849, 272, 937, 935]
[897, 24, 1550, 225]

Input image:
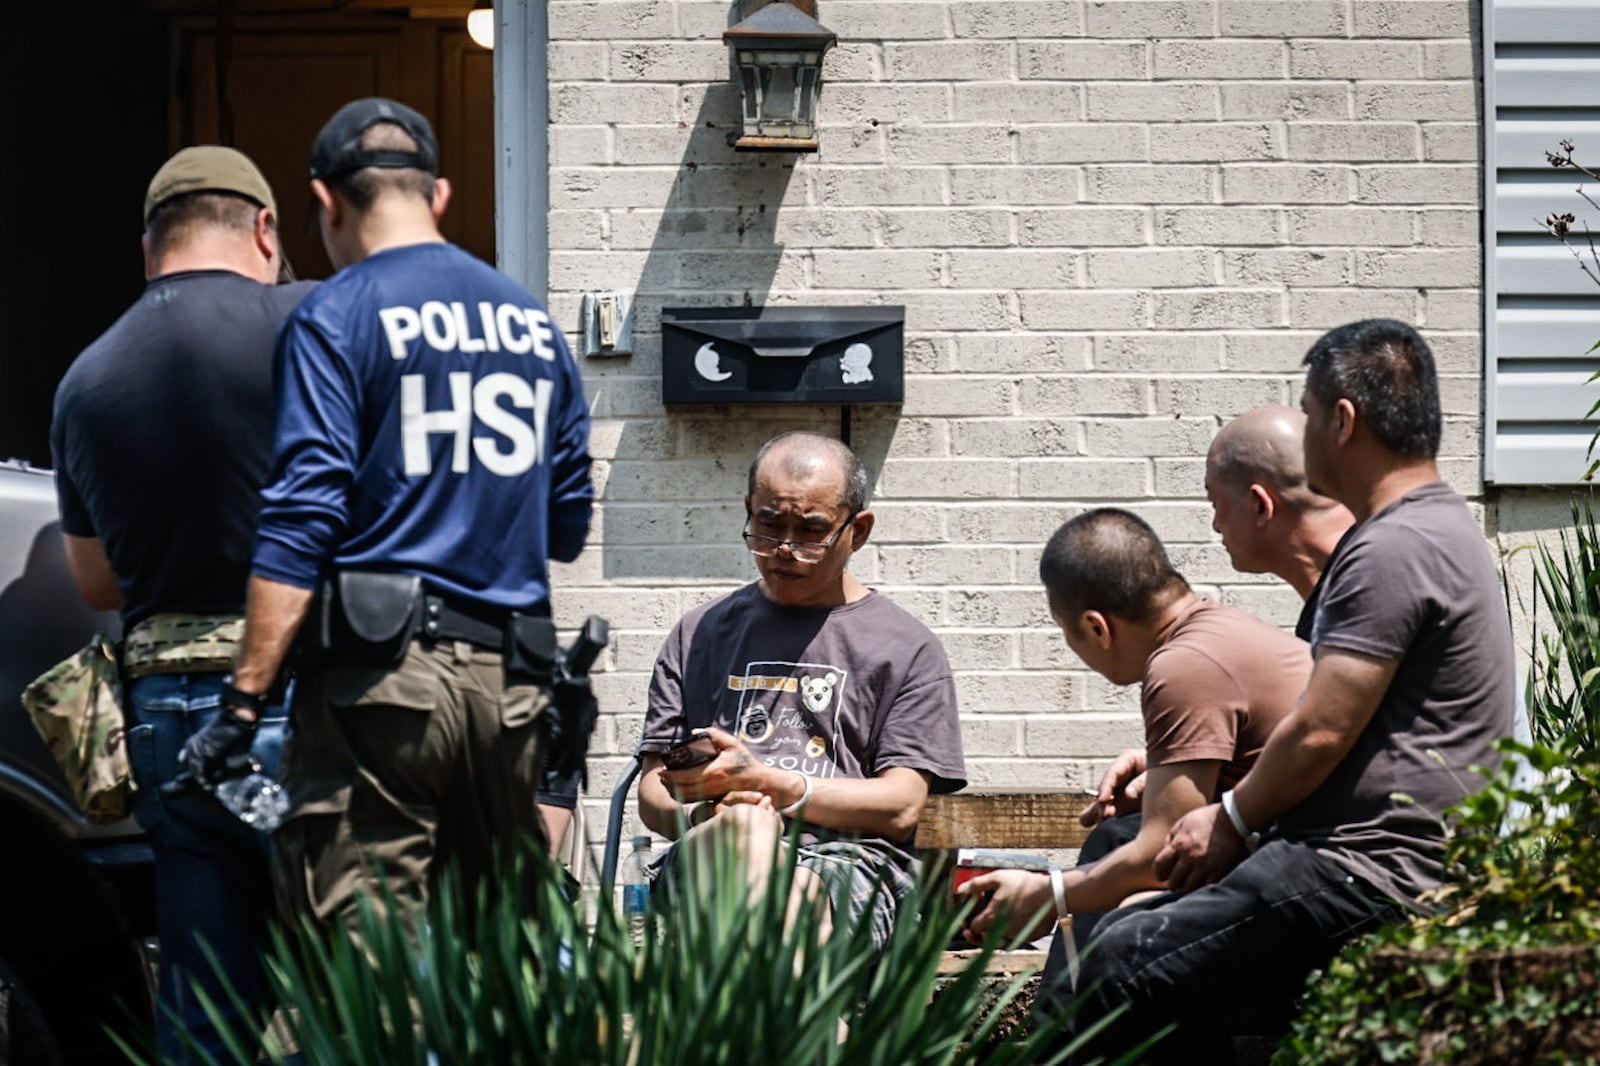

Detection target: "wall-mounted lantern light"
[723, 1, 836, 152]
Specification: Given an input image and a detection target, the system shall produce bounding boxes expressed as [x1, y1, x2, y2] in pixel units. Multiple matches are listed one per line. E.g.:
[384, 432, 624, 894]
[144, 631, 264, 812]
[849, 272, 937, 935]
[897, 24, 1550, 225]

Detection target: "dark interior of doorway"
[0, 1, 493, 469]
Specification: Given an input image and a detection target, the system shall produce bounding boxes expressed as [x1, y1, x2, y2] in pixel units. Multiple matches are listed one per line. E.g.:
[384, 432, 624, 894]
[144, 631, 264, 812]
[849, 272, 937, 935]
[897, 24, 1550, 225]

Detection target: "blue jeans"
[124, 673, 286, 1065]
[1042, 839, 1407, 1064]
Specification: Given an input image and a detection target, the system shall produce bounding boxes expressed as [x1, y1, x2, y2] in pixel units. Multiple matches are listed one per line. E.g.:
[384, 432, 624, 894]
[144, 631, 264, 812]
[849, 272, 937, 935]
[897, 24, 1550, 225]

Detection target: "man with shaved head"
[1206, 405, 1354, 611]
[635, 431, 966, 949]
[1071, 408, 1355, 846]
[1074, 408, 1351, 816]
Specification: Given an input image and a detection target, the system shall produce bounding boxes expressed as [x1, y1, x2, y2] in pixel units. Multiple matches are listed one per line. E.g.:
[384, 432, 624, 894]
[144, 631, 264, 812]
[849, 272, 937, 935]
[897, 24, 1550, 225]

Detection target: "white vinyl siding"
[1485, 1, 1600, 484]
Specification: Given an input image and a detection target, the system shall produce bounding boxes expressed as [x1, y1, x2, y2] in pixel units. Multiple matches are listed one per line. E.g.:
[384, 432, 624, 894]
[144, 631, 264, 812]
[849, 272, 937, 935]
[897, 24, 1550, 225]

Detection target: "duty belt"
[419, 592, 507, 649]
[419, 591, 556, 685]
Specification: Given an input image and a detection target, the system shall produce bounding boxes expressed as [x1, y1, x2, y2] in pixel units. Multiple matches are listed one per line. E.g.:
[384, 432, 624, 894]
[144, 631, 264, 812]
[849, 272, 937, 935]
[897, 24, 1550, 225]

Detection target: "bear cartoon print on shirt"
[727, 660, 847, 779]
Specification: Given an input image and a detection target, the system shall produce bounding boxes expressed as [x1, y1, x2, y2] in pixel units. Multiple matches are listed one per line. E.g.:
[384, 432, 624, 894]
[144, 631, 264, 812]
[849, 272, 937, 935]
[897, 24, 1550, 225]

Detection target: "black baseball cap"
[309, 97, 439, 181]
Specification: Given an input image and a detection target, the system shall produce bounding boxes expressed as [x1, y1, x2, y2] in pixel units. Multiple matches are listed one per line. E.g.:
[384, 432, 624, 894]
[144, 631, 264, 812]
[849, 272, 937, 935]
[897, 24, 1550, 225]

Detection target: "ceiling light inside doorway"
[467, 2, 494, 50]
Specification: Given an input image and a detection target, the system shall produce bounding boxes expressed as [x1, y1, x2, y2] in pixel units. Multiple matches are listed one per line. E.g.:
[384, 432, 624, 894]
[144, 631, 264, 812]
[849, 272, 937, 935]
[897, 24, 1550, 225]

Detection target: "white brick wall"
[543, 0, 1491, 823]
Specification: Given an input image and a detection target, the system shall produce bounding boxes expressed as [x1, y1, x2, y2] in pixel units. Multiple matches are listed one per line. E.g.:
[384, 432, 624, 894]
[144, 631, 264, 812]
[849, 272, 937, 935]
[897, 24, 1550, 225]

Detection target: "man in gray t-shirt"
[635, 432, 965, 950]
[1052, 320, 1514, 1064]
[1285, 479, 1513, 901]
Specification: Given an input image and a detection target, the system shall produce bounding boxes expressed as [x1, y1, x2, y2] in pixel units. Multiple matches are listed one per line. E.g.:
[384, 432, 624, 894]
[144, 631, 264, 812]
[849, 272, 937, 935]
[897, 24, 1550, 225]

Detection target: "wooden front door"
[170, 13, 494, 280]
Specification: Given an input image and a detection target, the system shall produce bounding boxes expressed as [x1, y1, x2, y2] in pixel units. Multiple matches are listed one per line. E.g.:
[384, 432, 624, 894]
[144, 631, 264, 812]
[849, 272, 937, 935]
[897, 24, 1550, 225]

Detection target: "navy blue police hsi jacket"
[253, 242, 594, 614]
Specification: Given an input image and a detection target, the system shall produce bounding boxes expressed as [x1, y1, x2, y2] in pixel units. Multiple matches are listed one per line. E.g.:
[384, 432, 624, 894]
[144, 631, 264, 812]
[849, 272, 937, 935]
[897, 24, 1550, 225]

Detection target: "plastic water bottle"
[620, 834, 652, 944]
[213, 772, 290, 832]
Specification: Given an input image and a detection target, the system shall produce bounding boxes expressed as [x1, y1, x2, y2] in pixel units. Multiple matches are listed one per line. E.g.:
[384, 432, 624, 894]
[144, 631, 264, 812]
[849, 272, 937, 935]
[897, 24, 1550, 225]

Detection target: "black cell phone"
[661, 732, 718, 771]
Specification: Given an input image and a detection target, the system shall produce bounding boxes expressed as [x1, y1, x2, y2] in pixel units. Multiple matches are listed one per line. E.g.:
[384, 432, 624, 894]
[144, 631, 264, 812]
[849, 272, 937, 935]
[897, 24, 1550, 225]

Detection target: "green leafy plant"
[1275, 744, 1600, 1064]
[1519, 495, 1600, 753]
[123, 834, 1129, 1065]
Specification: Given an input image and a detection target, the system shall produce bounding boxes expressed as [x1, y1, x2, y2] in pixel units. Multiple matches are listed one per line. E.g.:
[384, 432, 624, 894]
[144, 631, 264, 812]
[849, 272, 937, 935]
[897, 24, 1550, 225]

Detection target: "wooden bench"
[916, 789, 1098, 852]
[915, 790, 1097, 974]
[917, 790, 1098, 1058]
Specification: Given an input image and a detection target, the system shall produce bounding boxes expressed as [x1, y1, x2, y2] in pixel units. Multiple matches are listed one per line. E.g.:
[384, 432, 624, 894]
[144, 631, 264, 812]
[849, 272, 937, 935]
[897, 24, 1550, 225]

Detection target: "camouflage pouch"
[21, 634, 132, 824]
[123, 613, 243, 679]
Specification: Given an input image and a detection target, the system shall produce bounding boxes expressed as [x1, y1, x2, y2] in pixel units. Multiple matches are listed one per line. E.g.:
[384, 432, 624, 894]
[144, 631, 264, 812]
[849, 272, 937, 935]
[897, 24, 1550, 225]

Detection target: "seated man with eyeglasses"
[634, 431, 966, 950]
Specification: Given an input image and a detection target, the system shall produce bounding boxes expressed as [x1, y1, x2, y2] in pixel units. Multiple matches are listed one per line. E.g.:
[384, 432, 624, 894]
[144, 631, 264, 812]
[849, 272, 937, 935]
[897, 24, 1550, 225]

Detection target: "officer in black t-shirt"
[50, 146, 315, 1065]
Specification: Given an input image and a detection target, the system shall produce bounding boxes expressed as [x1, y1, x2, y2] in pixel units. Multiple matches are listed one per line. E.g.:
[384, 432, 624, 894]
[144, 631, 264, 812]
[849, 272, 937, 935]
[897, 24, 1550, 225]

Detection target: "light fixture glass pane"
[738, 64, 762, 124]
[732, 46, 826, 144]
[758, 66, 800, 126]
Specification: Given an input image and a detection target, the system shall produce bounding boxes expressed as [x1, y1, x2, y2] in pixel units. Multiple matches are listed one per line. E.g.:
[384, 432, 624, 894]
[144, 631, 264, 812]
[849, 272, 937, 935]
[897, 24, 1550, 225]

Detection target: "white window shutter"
[1486, 0, 1600, 485]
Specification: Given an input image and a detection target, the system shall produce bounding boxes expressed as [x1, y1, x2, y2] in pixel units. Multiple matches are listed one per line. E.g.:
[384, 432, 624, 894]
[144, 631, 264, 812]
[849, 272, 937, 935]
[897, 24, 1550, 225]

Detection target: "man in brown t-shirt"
[1072, 408, 1353, 832]
[960, 508, 1310, 948]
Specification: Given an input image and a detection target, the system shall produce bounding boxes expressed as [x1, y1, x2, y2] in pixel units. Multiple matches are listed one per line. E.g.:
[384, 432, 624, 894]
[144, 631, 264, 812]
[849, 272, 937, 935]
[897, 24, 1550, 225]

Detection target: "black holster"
[544, 616, 609, 789]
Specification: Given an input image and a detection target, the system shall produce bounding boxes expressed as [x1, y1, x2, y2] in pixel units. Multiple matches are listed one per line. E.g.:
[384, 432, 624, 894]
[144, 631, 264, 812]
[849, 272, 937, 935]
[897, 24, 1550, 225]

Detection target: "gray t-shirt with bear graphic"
[640, 583, 966, 868]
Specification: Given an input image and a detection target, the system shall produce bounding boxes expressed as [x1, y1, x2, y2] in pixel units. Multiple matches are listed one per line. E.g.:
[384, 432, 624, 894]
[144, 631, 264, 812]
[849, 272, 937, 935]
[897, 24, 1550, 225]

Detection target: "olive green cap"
[143, 145, 276, 224]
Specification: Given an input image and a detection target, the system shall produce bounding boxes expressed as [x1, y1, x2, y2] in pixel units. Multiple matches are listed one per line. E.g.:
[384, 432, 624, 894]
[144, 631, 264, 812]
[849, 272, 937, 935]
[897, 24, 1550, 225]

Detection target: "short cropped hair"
[327, 122, 437, 211]
[1040, 508, 1190, 624]
[146, 191, 260, 262]
[747, 431, 870, 513]
[1302, 319, 1441, 460]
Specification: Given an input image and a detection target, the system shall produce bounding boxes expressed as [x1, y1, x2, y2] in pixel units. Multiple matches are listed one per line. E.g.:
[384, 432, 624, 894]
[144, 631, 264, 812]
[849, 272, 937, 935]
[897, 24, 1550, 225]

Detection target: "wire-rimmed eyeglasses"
[742, 510, 860, 564]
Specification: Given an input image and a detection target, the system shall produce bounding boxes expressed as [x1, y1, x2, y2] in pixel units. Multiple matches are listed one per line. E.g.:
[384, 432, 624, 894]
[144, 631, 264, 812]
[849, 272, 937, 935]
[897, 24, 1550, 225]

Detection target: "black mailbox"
[661, 305, 904, 405]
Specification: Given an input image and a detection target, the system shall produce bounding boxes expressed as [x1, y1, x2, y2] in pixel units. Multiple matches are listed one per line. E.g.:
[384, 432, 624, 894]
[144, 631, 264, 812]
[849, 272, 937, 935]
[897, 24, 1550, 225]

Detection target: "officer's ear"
[430, 177, 452, 222]
[252, 208, 280, 274]
[310, 179, 339, 229]
[141, 232, 155, 281]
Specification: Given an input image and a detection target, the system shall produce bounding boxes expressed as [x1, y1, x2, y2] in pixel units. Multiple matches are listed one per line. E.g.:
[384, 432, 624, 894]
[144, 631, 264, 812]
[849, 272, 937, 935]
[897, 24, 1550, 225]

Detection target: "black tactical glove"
[176, 705, 259, 788]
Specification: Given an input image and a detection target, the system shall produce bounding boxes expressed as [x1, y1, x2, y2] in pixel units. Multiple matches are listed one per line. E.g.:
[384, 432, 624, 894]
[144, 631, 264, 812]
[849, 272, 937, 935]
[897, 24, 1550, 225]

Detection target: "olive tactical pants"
[274, 638, 551, 931]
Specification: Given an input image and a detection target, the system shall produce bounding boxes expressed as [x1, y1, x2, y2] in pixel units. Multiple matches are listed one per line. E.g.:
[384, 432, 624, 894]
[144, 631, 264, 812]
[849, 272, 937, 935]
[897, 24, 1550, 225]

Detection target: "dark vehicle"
[0, 462, 154, 1063]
